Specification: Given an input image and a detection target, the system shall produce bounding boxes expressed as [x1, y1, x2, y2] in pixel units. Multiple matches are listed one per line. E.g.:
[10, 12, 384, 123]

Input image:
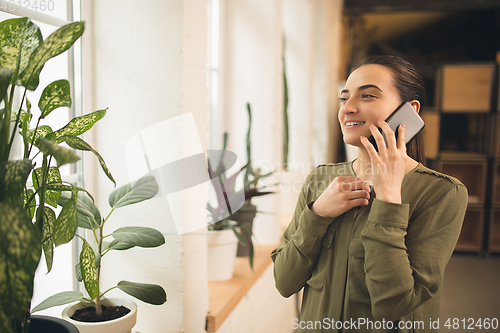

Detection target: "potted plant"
[0, 17, 114, 333]
[206, 103, 275, 278]
[30, 174, 167, 333]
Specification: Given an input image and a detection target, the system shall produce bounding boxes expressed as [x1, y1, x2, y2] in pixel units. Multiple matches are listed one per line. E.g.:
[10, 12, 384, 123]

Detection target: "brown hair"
[351, 55, 426, 164]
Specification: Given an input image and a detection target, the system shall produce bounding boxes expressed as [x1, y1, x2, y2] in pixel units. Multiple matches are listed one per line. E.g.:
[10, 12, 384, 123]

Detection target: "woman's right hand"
[310, 176, 371, 218]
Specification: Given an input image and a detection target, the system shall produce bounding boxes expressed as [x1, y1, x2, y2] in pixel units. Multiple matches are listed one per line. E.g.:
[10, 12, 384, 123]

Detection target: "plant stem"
[95, 224, 105, 316]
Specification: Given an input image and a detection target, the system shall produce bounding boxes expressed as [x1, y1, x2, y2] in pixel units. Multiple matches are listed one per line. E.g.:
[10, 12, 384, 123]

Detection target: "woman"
[271, 55, 468, 332]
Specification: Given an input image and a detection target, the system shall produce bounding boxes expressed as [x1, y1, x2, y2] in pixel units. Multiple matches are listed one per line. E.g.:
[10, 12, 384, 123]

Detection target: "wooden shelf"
[438, 157, 487, 204]
[494, 161, 500, 205]
[489, 208, 500, 252]
[456, 206, 484, 252]
[441, 64, 494, 113]
[206, 244, 276, 333]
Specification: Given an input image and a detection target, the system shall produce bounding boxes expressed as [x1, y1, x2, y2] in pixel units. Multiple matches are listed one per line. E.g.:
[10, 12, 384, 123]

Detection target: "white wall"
[87, 0, 209, 332]
[222, 0, 284, 245]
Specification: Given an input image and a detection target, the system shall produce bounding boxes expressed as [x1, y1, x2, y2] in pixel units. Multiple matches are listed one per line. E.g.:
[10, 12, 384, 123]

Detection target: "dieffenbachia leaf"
[53, 189, 78, 246]
[80, 240, 98, 300]
[117, 280, 166, 305]
[0, 17, 42, 85]
[35, 138, 80, 167]
[23, 188, 35, 219]
[109, 175, 159, 209]
[58, 135, 115, 186]
[39, 79, 71, 118]
[21, 99, 32, 157]
[113, 227, 165, 248]
[49, 109, 106, 141]
[31, 291, 84, 313]
[0, 159, 32, 201]
[32, 167, 61, 208]
[29, 125, 53, 145]
[0, 67, 11, 103]
[39, 206, 56, 272]
[0, 202, 41, 328]
[19, 21, 84, 90]
[58, 191, 101, 230]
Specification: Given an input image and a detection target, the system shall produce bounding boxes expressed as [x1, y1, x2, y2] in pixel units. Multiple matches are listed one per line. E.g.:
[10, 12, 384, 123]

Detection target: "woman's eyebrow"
[340, 84, 383, 95]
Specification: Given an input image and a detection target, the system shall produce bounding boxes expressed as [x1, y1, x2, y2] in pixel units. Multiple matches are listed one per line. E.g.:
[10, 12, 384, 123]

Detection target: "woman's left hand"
[360, 119, 407, 204]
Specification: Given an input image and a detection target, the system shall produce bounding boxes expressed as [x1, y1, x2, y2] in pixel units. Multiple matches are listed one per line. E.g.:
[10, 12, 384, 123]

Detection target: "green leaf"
[113, 227, 165, 248]
[58, 135, 115, 186]
[31, 291, 84, 313]
[109, 175, 159, 209]
[32, 167, 61, 208]
[21, 99, 32, 157]
[0, 159, 32, 201]
[0, 202, 41, 325]
[75, 262, 83, 282]
[49, 109, 106, 141]
[106, 239, 135, 251]
[29, 125, 53, 144]
[53, 189, 78, 246]
[23, 188, 35, 219]
[19, 21, 84, 90]
[40, 206, 56, 272]
[59, 191, 101, 230]
[80, 240, 98, 299]
[0, 17, 42, 85]
[0, 67, 12, 103]
[35, 138, 80, 167]
[117, 281, 166, 305]
[39, 79, 71, 118]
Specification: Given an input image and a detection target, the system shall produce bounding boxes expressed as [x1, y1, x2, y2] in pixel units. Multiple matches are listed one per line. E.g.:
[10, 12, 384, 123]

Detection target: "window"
[209, 0, 221, 149]
[0, 0, 83, 316]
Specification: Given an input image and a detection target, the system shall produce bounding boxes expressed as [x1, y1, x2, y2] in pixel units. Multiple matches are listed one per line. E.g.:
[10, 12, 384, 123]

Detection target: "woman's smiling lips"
[344, 121, 366, 129]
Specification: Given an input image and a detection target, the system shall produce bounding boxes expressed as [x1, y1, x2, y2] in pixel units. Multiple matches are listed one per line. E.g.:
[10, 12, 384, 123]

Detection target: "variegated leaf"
[39, 79, 71, 118]
[53, 189, 78, 246]
[58, 135, 115, 186]
[0, 159, 32, 201]
[59, 191, 101, 230]
[32, 167, 61, 208]
[50, 109, 106, 140]
[29, 125, 53, 145]
[80, 240, 99, 299]
[19, 21, 84, 90]
[0, 202, 41, 325]
[35, 138, 80, 167]
[0, 67, 11, 103]
[0, 17, 42, 85]
[40, 206, 56, 272]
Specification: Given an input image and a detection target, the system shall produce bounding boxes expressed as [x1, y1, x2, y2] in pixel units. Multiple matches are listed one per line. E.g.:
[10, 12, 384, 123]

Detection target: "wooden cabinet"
[420, 62, 499, 253]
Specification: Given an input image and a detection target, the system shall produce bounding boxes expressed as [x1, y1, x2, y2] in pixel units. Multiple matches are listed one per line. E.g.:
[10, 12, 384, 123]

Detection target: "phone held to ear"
[368, 102, 425, 152]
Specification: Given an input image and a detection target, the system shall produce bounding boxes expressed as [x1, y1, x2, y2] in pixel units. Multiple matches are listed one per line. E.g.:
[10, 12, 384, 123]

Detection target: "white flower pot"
[207, 229, 238, 281]
[62, 298, 137, 333]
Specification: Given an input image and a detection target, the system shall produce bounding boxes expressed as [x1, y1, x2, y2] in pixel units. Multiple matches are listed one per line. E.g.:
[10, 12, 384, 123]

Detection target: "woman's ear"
[409, 100, 421, 113]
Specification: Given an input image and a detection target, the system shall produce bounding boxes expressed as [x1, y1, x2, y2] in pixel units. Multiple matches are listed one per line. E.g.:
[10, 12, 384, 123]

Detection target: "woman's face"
[338, 64, 402, 147]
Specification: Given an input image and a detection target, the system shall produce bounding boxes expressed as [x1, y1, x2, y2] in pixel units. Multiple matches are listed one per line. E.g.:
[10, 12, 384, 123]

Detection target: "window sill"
[206, 244, 277, 333]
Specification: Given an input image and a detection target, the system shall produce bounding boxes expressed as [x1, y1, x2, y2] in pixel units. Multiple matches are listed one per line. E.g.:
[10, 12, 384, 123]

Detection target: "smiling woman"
[271, 55, 468, 333]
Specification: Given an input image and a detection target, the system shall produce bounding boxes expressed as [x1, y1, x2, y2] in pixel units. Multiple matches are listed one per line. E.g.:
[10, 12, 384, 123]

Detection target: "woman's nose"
[340, 98, 358, 114]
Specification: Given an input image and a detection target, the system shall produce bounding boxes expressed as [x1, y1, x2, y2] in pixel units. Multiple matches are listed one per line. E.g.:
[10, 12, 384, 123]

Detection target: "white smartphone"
[368, 102, 425, 151]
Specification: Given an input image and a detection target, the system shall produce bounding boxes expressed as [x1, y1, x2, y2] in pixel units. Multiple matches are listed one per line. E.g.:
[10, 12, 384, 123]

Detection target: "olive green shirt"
[271, 161, 468, 332]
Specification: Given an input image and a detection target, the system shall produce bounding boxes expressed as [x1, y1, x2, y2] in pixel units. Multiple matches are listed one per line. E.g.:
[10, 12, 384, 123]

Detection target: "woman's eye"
[362, 93, 375, 99]
[339, 97, 348, 104]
